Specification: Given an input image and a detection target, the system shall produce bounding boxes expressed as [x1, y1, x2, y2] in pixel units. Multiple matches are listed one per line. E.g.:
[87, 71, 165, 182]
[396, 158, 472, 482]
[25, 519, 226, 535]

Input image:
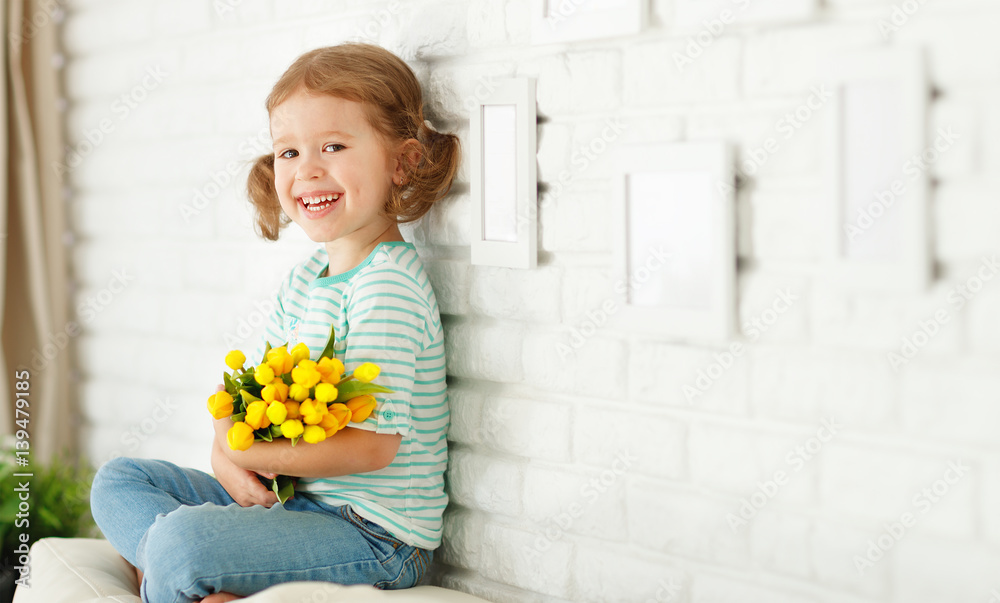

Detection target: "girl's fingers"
[215, 383, 225, 392]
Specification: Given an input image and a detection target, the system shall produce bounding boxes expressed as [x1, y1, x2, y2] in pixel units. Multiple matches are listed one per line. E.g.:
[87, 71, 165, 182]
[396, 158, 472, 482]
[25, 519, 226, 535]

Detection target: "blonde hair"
[246, 43, 461, 240]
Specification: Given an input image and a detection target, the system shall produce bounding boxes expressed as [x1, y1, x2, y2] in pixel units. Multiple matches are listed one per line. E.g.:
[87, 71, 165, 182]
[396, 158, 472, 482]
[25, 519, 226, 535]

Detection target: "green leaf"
[240, 389, 262, 405]
[262, 340, 272, 361]
[230, 412, 246, 422]
[320, 324, 337, 360]
[270, 424, 284, 438]
[256, 429, 273, 442]
[271, 475, 296, 505]
[223, 371, 235, 393]
[334, 380, 394, 403]
[290, 435, 301, 447]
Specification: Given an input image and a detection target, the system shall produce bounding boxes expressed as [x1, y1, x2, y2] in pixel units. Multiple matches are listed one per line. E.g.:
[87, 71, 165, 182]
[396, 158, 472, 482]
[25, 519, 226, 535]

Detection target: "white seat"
[13, 538, 484, 603]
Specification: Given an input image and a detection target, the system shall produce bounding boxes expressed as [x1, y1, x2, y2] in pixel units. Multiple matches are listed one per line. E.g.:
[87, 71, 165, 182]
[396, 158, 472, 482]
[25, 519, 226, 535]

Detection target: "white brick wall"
[58, 0, 1000, 601]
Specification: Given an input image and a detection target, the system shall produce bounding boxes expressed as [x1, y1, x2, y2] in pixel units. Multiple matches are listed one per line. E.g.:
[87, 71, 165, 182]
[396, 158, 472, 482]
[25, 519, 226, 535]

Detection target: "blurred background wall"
[40, 0, 1000, 601]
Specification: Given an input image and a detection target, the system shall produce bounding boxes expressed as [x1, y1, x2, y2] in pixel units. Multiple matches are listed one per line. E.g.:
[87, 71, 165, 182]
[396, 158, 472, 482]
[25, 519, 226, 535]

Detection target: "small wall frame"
[609, 141, 735, 343]
[822, 46, 930, 291]
[530, 0, 646, 45]
[470, 78, 537, 269]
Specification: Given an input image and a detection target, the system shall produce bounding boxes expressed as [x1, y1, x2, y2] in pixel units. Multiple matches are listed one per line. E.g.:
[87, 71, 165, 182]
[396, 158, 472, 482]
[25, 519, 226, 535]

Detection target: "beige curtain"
[2, 0, 73, 463]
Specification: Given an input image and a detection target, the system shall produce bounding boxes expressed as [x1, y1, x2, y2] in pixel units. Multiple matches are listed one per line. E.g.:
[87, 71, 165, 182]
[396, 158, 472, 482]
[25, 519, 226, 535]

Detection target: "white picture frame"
[609, 141, 735, 343]
[470, 78, 538, 269]
[530, 0, 646, 45]
[822, 46, 929, 291]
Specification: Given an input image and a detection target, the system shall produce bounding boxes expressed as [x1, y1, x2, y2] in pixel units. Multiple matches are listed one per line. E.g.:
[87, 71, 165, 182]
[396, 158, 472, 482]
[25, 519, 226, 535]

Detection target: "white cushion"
[13, 538, 484, 603]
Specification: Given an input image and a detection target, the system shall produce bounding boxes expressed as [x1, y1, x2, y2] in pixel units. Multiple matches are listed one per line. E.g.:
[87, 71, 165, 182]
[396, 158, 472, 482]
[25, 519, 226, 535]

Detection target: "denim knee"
[91, 457, 139, 518]
[137, 504, 226, 599]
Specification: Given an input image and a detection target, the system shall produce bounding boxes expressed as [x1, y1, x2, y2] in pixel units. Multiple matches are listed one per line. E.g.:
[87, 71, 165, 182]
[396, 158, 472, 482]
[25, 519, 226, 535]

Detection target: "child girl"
[90, 43, 459, 603]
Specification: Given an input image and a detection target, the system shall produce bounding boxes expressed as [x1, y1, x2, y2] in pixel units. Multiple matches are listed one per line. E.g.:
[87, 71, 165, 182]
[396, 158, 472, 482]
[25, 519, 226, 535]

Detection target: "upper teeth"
[302, 193, 340, 205]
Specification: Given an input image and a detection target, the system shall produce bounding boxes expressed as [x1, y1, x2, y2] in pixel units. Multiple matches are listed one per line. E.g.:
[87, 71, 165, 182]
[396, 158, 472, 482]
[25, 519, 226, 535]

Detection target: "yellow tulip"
[207, 391, 234, 419]
[225, 350, 246, 371]
[280, 419, 304, 439]
[291, 360, 321, 389]
[353, 362, 381, 383]
[317, 357, 344, 384]
[244, 400, 271, 430]
[227, 422, 254, 451]
[299, 398, 328, 425]
[303, 425, 327, 444]
[254, 363, 275, 386]
[344, 395, 376, 423]
[261, 380, 289, 403]
[318, 412, 340, 437]
[290, 342, 311, 366]
[284, 400, 301, 420]
[266, 346, 293, 375]
[288, 383, 309, 402]
[328, 403, 352, 430]
[266, 400, 288, 425]
[314, 383, 338, 404]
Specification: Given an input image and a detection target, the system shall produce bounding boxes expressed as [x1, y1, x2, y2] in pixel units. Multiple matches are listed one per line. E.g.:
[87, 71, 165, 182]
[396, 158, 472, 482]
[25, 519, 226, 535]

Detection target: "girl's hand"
[210, 384, 280, 507]
[211, 437, 280, 508]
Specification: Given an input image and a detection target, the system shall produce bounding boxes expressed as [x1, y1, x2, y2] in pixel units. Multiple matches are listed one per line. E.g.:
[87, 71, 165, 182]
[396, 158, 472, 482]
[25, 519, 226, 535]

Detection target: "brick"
[152, 0, 211, 36]
[900, 356, 1000, 448]
[624, 37, 741, 105]
[469, 265, 562, 322]
[425, 62, 517, 124]
[820, 446, 975, 536]
[445, 322, 524, 382]
[560, 267, 614, 327]
[466, 0, 510, 48]
[894, 7, 1000, 88]
[425, 260, 472, 316]
[690, 572, 821, 603]
[688, 420, 815, 505]
[479, 523, 573, 597]
[439, 507, 483, 570]
[521, 330, 625, 399]
[629, 340, 750, 415]
[892, 536, 1000, 603]
[61, 0, 154, 55]
[749, 346, 895, 429]
[538, 185, 614, 253]
[442, 387, 484, 446]
[737, 273, 809, 343]
[381, 0, 468, 60]
[810, 519, 890, 600]
[934, 180, 1000, 262]
[519, 51, 622, 115]
[446, 448, 524, 516]
[747, 510, 812, 580]
[481, 396, 571, 463]
[742, 24, 882, 97]
[573, 544, 688, 603]
[628, 478, 749, 566]
[574, 407, 684, 480]
[746, 185, 824, 262]
[672, 0, 817, 30]
[521, 463, 627, 542]
[810, 281, 912, 349]
[418, 192, 471, 247]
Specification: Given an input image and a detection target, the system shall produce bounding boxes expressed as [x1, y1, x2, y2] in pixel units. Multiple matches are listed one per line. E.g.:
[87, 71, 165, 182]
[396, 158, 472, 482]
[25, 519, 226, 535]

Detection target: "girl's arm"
[213, 417, 402, 478]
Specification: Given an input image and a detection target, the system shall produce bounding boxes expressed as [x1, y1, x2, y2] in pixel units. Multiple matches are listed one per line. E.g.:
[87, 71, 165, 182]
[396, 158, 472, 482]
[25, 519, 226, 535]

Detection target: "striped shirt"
[255, 241, 449, 550]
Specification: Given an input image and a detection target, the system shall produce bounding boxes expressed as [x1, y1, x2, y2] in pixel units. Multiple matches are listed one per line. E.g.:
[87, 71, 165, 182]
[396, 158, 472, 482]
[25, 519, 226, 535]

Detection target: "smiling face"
[270, 90, 399, 249]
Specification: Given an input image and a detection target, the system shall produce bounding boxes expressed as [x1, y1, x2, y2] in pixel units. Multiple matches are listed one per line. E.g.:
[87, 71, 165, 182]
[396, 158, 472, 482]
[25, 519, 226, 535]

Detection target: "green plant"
[0, 448, 99, 559]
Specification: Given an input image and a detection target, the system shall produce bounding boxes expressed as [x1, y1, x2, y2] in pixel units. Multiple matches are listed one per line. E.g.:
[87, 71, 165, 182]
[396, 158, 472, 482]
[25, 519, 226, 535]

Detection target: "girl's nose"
[296, 154, 325, 180]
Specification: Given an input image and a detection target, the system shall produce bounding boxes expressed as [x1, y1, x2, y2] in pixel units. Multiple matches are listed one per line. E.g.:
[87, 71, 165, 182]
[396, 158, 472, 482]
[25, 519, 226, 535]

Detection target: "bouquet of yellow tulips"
[207, 325, 392, 503]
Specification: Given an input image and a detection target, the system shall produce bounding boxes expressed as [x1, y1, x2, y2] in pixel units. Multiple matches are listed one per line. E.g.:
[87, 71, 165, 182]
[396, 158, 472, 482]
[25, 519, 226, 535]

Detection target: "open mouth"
[299, 192, 341, 212]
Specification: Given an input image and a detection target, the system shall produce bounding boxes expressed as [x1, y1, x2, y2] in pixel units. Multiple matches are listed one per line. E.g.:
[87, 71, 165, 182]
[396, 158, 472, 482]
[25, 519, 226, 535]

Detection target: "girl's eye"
[278, 149, 297, 159]
[324, 144, 345, 153]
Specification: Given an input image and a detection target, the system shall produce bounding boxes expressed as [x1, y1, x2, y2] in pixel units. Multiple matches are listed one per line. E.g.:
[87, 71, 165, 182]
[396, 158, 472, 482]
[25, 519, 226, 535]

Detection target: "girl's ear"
[391, 138, 422, 185]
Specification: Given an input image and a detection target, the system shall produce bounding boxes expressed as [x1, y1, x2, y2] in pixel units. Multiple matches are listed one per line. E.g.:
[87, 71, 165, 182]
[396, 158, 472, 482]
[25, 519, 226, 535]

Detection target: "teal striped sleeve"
[343, 268, 430, 437]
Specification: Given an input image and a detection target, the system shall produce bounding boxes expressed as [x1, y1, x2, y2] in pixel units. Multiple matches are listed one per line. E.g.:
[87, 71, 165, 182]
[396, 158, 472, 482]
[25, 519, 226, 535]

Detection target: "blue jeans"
[90, 457, 432, 603]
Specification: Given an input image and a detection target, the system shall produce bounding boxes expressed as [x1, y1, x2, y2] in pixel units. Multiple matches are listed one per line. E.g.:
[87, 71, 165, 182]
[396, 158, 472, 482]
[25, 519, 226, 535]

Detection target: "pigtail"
[246, 153, 288, 241]
[386, 120, 461, 224]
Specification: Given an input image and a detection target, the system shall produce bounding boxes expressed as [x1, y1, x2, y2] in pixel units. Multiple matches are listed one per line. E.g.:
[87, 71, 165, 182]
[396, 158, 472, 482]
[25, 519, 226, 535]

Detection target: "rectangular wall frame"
[822, 46, 929, 291]
[531, 0, 646, 45]
[610, 141, 735, 343]
[470, 77, 537, 269]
